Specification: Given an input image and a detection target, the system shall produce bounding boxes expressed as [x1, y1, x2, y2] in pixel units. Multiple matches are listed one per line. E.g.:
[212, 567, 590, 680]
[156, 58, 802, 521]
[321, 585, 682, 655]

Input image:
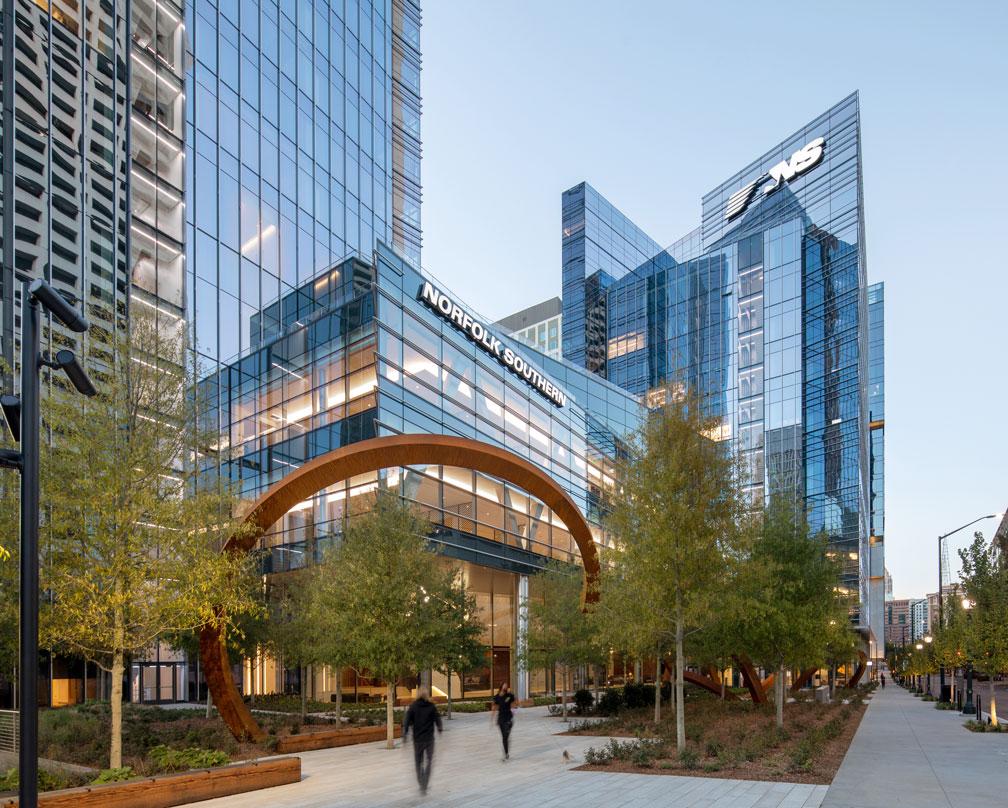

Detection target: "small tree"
[520, 561, 599, 721]
[605, 394, 746, 748]
[736, 492, 840, 728]
[0, 482, 17, 679]
[593, 560, 672, 722]
[40, 312, 259, 768]
[432, 574, 485, 720]
[822, 607, 859, 700]
[264, 568, 329, 720]
[959, 532, 1008, 725]
[315, 493, 456, 747]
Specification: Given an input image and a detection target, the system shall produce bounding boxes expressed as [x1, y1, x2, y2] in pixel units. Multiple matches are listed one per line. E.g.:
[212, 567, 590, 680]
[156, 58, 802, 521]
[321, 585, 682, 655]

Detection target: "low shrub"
[573, 689, 595, 715]
[678, 746, 699, 770]
[964, 720, 1005, 733]
[148, 745, 230, 773]
[0, 766, 83, 793]
[705, 739, 724, 758]
[934, 701, 956, 711]
[442, 700, 490, 714]
[789, 738, 815, 772]
[622, 682, 647, 709]
[597, 688, 623, 716]
[92, 767, 135, 784]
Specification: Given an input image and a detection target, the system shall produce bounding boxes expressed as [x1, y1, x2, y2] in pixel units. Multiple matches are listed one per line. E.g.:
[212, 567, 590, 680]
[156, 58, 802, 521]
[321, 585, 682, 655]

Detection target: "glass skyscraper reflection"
[561, 94, 883, 640]
[187, 0, 421, 370]
[1, 0, 188, 705]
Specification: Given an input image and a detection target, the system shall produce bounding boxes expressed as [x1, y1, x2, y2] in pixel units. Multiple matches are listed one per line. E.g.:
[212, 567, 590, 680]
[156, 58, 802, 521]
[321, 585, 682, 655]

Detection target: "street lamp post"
[961, 598, 976, 716]
[0, 280, 94, 808]
[923, 634, 932, 694]
[937, 514, 1000, 703]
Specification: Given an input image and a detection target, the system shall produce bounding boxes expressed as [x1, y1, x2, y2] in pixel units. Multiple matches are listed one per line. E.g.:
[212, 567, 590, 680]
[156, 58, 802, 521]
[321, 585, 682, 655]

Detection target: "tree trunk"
[721, 666, 726, 701]
[674, 595, 685, 751]
[990, 677, 998, 726]
[829, 663, 835, 700]
[653, 647, 661, 724]
[206, 687, 213, 719]
[446, 669, 453, 720]
[386, 681, 396, 748]
[561, 666, 568, 721]
[334, 667, 343, 723]
[776, 665, 785, 729]
[109, 648, 125, 770]
[301, 665, 307, 720]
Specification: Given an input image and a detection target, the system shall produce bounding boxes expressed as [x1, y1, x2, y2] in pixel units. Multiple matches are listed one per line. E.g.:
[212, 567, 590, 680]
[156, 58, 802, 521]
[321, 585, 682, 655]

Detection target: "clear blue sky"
[419, 0, 1008, 599]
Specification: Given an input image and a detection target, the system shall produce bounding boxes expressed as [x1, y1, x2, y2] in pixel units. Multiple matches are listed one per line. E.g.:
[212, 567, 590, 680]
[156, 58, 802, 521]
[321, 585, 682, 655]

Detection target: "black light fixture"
[27, 279, 89, 333]
[1, 394, 20, 442]
[54, 350, 97, 397]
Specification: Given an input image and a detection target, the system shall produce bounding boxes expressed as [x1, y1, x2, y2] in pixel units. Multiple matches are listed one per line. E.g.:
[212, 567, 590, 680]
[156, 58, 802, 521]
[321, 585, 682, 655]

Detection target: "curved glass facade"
[202, 242, 639, 576]
[199, 242, 640, 699]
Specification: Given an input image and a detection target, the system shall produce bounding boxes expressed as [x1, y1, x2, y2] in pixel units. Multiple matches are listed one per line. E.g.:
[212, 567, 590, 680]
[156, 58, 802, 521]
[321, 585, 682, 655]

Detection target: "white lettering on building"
[725, 137, 826, 221]
[418, 281, 568, 408]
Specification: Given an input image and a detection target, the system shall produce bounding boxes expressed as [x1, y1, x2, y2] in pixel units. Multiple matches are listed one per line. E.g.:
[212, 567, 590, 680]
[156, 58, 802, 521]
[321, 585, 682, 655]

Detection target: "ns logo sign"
[725, 137, 825, 221]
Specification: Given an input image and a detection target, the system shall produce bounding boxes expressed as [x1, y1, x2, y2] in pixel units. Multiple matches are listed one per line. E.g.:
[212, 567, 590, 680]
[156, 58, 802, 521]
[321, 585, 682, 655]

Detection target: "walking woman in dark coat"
[490, 682, 517, 760]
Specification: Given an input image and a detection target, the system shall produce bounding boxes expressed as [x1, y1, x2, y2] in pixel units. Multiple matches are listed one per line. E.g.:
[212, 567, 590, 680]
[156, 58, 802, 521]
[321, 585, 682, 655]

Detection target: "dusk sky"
[419, 0, 1008, 599]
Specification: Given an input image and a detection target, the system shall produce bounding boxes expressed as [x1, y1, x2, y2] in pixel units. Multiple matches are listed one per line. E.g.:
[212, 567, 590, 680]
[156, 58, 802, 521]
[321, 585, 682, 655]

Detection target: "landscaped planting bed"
[565, 687, 871, 784]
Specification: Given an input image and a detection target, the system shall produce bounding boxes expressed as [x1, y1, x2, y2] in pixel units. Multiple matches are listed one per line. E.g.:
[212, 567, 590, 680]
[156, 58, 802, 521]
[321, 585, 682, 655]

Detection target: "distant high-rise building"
[885, 597, 928, 649]
[496, 297, 562, 360]
[884, 568, 893, 601]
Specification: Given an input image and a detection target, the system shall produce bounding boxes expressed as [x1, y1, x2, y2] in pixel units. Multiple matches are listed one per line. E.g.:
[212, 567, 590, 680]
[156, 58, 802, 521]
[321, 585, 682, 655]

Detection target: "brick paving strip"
[822, 681, 1008, 808]
[181, 705, 828, 808]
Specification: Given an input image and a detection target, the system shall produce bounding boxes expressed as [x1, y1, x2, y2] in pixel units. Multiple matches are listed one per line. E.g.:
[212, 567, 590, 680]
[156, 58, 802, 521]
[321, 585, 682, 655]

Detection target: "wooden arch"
[200, 433, 602, 741]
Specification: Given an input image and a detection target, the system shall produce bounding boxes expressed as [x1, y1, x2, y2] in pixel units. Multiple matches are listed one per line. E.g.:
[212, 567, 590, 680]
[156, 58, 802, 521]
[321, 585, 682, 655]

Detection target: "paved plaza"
[183, 683, 1008, 808]
[188, 706, 828, 808]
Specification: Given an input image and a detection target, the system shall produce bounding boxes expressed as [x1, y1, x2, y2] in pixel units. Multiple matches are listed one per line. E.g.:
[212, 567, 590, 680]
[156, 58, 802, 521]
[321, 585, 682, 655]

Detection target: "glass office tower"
[1, 0, 187, 705]
[867, 282, 884, 657]
[562, 93, 880, 629]
[186, 0, 421, 370]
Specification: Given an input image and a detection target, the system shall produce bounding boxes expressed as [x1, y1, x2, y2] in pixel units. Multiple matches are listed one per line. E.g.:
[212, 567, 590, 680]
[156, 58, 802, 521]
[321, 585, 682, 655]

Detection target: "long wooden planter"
[0, 756, 300, 808]
[276, 723, 402, 753]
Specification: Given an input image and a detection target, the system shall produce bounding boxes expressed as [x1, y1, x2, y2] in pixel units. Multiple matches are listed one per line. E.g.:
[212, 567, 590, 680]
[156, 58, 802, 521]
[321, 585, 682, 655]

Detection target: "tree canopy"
[604, 392, 747, 746]
[38, 312, 259, 768]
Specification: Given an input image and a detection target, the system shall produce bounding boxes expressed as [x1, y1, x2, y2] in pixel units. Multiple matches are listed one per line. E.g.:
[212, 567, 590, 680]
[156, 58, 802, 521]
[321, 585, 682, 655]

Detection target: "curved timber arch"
[201, 433, 602, 741]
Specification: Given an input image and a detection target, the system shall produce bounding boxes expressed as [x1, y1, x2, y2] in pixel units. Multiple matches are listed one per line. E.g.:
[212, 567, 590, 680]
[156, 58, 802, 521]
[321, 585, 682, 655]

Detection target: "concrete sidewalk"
[823, 684, 1008, 808]
[184, 706, 828, 808]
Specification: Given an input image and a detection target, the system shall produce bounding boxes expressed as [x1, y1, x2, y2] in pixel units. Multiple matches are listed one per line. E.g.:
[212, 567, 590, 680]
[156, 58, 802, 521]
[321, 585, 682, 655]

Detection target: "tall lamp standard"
[923, 634, 932, 694]
[0, 280, 95, 808]
[915, 642, 924, 692]
[937, 514, 1000, 702]
[961, 598, 976, 716]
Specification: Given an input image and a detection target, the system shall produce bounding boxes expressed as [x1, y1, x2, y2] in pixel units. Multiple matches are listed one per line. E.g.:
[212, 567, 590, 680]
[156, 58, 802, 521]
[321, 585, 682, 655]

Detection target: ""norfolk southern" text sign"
[417, 281, 567, 408]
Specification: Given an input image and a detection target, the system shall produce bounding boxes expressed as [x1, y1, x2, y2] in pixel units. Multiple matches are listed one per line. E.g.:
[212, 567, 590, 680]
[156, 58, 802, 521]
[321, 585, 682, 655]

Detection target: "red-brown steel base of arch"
[684, 670, 739, 700]
[848, 651, 868, 687]
[201, 434, 602, 742]
[734, 654, 769, 704]
[791, 666, 820, 693]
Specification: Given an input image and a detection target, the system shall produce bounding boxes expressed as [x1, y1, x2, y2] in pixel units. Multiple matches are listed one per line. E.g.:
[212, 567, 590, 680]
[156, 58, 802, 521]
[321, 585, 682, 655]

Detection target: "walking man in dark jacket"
[402, 687, 443, 794]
